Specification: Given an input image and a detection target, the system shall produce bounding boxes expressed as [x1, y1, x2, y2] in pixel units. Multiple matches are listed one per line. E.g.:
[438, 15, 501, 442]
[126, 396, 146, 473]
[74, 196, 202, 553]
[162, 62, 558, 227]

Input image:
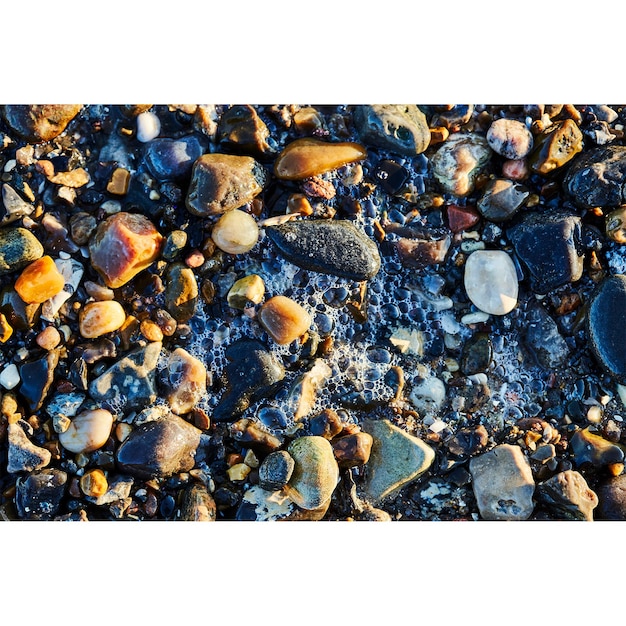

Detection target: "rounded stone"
[164, 262, 198, 322]
[477, 178, 529, 222]
[79, 300, 126, 338]
[606, 206, 626, 243]
[596, 474, 626, 520]
[0, 227, 44, 276]
[486, 118, 534, 160]
[529, 119, 583, 175]
[144, 135, 207, 181]
[227, 274, 265, 309]
[258, 295, 312, 345]
[258, 450, 295, 491]
[211, 209, 259, 255]
[464, 250, 518, 315]
[58, 409, 114, 454]
[536, 470, 598, 521]
[136, 111, 161, 142]
[162, 347, 207, 415]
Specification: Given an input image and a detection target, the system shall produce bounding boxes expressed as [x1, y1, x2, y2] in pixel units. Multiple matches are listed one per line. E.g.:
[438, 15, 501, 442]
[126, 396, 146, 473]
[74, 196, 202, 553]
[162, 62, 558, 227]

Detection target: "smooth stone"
[332, 431, 373, 468]
[79, 300, 126, 338]
[227, 274, 265, 309]
[18, 349, 59, 412]
[507, 212, 584, 295]
[161, 347, 207, 415]
[229, 418, 283, 452]
[587, 275, 626, 383]
[536, 470, 598, 521]
[213, 339, 285, 422]
[164, 262, 198, 322]
[431, 133, 491, 197]
[570, 427, 625, 467]
[162, 230, 187, 260]
[211, 209, 259, 254]
[45, 391, 85, 418]
[309, 408, 343, 439]
[58, 408, 114, 454]
[15, 469, 67, 520]
[464, 250, 518, 315]
[144, 135, 207, 180]
[3, 105, 82, 142]
[89, 212, 164, 288]
[236, 484, 329, 521]
[529, 119, 583, 174]
[136, 111, 160, 142]
[392, 229, 451, 269]
[486, 118, 534, 159]
[258, 450, 295, 491]
[469, 444, 535, 521]
[80, 468, 108, 498]
[0, 363, 19, 389]
[88, 342, 162, 414]
[180, 483, 217, 521]
[432, 105, 474, 130]
[460, 332, 492, 375]
[524, 305, 570, 369]
[1, 183, 34, 224]
[274, 137, 367, 180]
[265, 219, 381, 281]
[7, 421, 51, 473]
[409, 376, 446, 416]
[0, 227, 44, 275]
[353, 104, 430, 155]
[361, 418, 435, 504]
[284, 436, 339, 510]
[606, 206, 626, 243]
[596, 474, 626, 520]
[185, 153, 267, 216]
[258, 295, 312, 345]
[565, 145, 626, 208]
[477, 178, 529, 222]
[217, 105, 273, 157]
[14, 255, 65, 305]
[447, 204, 480, 233]
[116, 413, 202, 479]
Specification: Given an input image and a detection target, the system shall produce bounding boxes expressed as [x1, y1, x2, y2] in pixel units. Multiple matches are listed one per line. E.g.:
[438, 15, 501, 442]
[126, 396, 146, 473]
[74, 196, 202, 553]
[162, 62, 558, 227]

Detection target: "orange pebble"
[15, 256, 65, 304]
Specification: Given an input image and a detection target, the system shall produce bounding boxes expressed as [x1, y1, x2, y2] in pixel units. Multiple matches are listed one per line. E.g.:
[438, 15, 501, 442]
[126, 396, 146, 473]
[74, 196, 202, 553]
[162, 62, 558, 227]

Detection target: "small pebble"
[15, 256, 65, 304]
[486, 118, 534, 159]
[529, 119, 583, 174]
[80, 469, 109, 498]
[58, 409, 114, 454]
[227, 274, 265, 309]
[0, 364, 20, 390]
[36, 326, 61, 350]
[464, 250, 518, 315]
[79, 301, 126, 339]
[106, 167, 131, 195]
[211, 209, 259, 254]
[258, 295, 311, 345]
[136, 111, 161, 142]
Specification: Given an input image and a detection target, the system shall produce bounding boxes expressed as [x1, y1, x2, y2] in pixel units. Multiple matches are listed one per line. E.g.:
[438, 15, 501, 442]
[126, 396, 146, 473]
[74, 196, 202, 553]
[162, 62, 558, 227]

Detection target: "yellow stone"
[0, 313, 13, 343]
[107, 168, 131, 195]
[79, 300, 126, 338]
[140, 319, 164, 342]
[80, 469, 108, 497]
[211, 209, 259, 254]
[14, 255, 65, 304]
[274, 138, 367, 180]
[227, 274, 265, 309]
[258, 295, 312, 345]
[227, 463, 251, 482]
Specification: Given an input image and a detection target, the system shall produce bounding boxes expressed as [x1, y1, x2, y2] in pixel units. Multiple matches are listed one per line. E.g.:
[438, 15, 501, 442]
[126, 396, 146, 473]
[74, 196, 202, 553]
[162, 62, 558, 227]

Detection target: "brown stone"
[332, 432, 374, 468]
[106, 168, 131, 195]
[447, 204, 481, 233]
[529, 119, 583, 175]
[79, 301, 126, 338]
[3, 105, 82, 143]
[258, 295, 312, 345]
[163, 348, 208, 415]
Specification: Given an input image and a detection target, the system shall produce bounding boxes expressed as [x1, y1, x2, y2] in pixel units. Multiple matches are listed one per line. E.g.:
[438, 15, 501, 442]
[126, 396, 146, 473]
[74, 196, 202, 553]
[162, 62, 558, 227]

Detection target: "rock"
[18, 349, 59, 412]
[91, 475, 133, 507]
[570, 427, 625, 467]
[258, 295, 312, 345]
[88, 212, 164, 289]
[409, 376, 446, 416]
[0, 363, 19, 390]
[185, 153, 267, 216]
[460, 332, 492, 375]
[431, 105, 474, 131]
[227, 274, 265, 309]
[80, 469, 109, 497]
[361, 418, 435, 504]
[164, 262, 198, 322]
[136, 111, 160, 142]
[274, 137, 367, 180]
[79, 300, 126, 338]
[606, 206, 626, 243]
[161, 347, 207, 415]
[265, 219, 381, 281]
[15, 469, 67, 520]
[309, 408, 343, 439]
[180, 483, 217, 521]
[1, 184, 34, 224]
[565, 145, 626, 209]
[431, 133, 491, 197]
[445, 425, 489, 458]
[0, 227, 44, 275]
[446, 204, 480, 233]
[524, 305, 570, 369]
[36, 326, 61, 350]
[236, 484, 330, 521]
[58, 408, 114, 454]
[529, 119, 583, 174]
[284, 436, 339, 510]
[217, 105, 272, 157]
[464, 250, 518, 315]
[587, 275, 626, 383]
[229, 418, 283, 452]
[477, 178, 529, 222]
[486, 118, 534, 159]
[596, 474, 626, 520]
[536, 470, 598, 521]
[3, 105, 82, 143]
[213, 339, 285, 422]
[211, 209, 259, 254]
[14, 255, 65, 304]
[144, 135, 207, 180]
[353, 104, 430, 155]
[116, 413, 202, 479]
[469, 444, 535, 521]
[393, 231, 451, 269]
[107, 167, 131, 195]
[7, 421, 51, 473]
[507, 211, 584, 295]
[162, 230, 187, 260]
[332, 432, 373, 468]
[88, 342, 162, 414]
[258, 450, 295, 491]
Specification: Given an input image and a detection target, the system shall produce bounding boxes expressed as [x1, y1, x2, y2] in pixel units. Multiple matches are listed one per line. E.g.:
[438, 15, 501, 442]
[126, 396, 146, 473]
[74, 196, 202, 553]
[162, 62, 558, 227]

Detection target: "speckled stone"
[570, 427, 625, 468]
[486, 118, 533, 160]
[529, 119, 583, 175]
[596, 474, 626, 520]
[0, 227, 44, 276]
[477, 178, 529, 222]
[258, 450, 295, 491]
[536, 470, 598, 521]
[15, 469, 67, 520]
[161, 347, 207, 415]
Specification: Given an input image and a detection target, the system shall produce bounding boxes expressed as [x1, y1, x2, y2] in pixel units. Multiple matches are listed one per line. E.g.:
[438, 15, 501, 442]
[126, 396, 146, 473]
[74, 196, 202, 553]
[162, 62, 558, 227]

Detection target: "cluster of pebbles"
[3, 103, 626, 522]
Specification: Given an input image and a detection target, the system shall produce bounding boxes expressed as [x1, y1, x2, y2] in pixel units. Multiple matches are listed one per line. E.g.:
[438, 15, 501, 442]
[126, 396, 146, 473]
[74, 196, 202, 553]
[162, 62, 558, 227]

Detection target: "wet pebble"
[460, 332, 492, 375]
[144, 135, 207, 180]
[258, 295, 311, 345]
[464, 250, 518, 315]
[18, 349, 59, 412]
[15, 469, 67, 520]
[529, 119, 583, 174]
[58, 408, 114, 454]
[79, 468, 108, 498]
[164, 262, 198, 322]
[477, 178, 529, 222]
[162, 347, 207, 415]
[445, 424, 488, 458]
[136, 111, 161, 142]
[79, 300, 126, 338]
[7, 421, 51, 473]
[14, 255, 64, 304]
[258, 450, 295, 491]
[3, 104, 82, 143]
[446, 204, 480, 233]
[227, 274, 265, 309]
[596, 474, 626, 520]
[309, 408, 343, 439]
[536, 470, 598, 521]
[605, 206, 626, 243]
[486, 118, 533, 159]
[332, 431, 373, 468]
[570, 427, 625, 467]
[217, 105, 272, 157]
[211, 209, 259, 254]
[0, 227, 44, 275]
[409, 376, 446, 416]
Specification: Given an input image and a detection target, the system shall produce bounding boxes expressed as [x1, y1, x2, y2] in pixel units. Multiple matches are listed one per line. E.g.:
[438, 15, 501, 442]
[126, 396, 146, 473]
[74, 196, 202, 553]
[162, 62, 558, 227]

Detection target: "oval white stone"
[464, 250, 518, 315]
[136, 111, 161, 143]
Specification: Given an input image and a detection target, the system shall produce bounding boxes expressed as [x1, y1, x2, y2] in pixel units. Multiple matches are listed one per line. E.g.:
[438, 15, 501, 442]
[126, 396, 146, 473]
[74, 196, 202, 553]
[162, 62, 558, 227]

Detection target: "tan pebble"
[293, 107, 324, 132]
[606, 206, 626, 244]
[49, 168, 90, 188]
[154, 309, 177, 336]
[227, 274, 265, 309]
[609, 462, 625, 477]
[58, 409, 114, 454]
[84, 280, 115, 301]
[258, 295, 312, 345]
[36, 326, 61, 350]
[429, 126, 449, 145]
[106, 167, 131, 195]
[1, 392, 18, 419]
[244, 449, 260, 468]
[80, 469, 108, 497]
[192, 407, 211, 430]
[287, 193, 313, 216]
[115, 422, 133, 443]
[200, 279, 216, 304]
[0, 313, 13, 343]
[79, 300, 126, 338]
[165, 347, 208, 415]
[502, 159, 529, 181]
[140, 319, 164, 342]
[15, 256, 65, 304]
[227, 463, 251, 482]
[211, 209, 259, 254]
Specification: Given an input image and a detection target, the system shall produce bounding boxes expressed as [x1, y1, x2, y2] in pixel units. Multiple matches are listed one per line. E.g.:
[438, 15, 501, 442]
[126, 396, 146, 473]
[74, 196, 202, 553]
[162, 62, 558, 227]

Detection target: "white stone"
[409, 376, 446, 416]
[464, 250, 518, 316]
[0, 363, 20, 390]
[136, 111, 161, 142]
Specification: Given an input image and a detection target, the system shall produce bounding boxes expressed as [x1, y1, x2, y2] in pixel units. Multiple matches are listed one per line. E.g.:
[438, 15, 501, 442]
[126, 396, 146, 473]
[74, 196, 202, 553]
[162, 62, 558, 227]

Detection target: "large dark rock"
[15, 469, 67, 520]
[3, 105, 82, 143]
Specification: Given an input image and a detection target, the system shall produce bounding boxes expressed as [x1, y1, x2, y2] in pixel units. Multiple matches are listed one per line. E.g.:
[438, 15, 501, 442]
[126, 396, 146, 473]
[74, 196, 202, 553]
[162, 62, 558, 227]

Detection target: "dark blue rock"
[144, 135, 207, 181]
[524, 305, 570, 369]
[18, 349, 60, 412]
[15, 469, 67, 520]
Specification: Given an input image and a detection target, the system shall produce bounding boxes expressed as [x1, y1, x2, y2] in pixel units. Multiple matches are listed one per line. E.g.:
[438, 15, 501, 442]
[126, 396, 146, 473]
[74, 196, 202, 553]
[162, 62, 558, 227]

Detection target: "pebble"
[477, 178, 529, 222]
[213, 338, 285, 422]
[1, 183, 34, 223]
[309, 409, 344, 439]
[332, 431, 373, 468]
[180, 483, 217, 521]
[211, 209, 259, 254]
[88, 212, 164, 288]
[116, 413, 202, 479]
[393, 230, 451, 269]
[217, 104, 272, 156]
[409, 376, 446, 416]
[287, 358, 332, 420]
[88, 342, 162, 414]
[140, 320, 163, 342]
[274, 137, 367, 180]
[258, 450, 295, 491]
[185, 154, 267, 216]
[353, 104, 430, 155]
[446, 425, 489, 458]
[606, 206, 626, 243]
[229, 418, 283, 452]
[227, 274, 265, 309]
[15, 469, 67, 520]
[524, 305, 570, 369]
[18, 349, 59, 412]
[529, 119, 583, 174]
[3, 105, 82, 142]
[446, 204, 480, 233]
[595, 474, 626, 520]
[79, 468, 109, 498]
[164, 262, 198, 322]
[162, 230, 188, 260]
[431, 133, 491, 197]
[0, 363, 19, 389]
[460, 332, 492, 375]
[586, 274, 626, 383]
[570, 427, 625, 467]
[7, 421, 51, 473]
[144, 135, 207, 180]
[265, 219, 381, 281]
[486, 118, 534, 159]
[536, 470, 598, 521]
[284, 436, 339, 510]
[162, 347, 207, 415]
[361, 418, 435, 504]
[58, 408, 114, 454]
[464, 250, 518, 315]
[469, 444, 535, 520]
[507, 211, 584, 295]
[36, 325, 61, 350]
[136, 111, 161, 142]
[0, 227, 44, 275]
[79, 300, 126, 338]
[258, 295, 311, 345]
